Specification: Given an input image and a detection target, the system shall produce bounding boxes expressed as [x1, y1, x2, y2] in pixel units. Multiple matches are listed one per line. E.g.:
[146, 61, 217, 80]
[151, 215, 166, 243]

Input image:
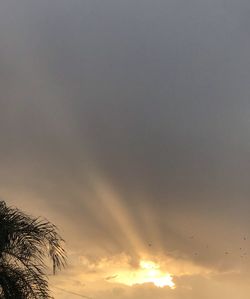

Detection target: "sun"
[112, 260, 175, 289]
[139, 260, 175, 288]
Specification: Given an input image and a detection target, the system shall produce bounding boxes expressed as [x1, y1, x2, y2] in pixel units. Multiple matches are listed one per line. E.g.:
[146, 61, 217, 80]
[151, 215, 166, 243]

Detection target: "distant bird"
[225, 252, 229, 255]
[244, 237, 247, 241]
[148, 243, 152, 247]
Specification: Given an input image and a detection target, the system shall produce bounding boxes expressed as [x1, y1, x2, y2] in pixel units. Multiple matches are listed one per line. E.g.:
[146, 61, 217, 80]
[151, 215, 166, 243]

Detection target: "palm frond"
[0, 201, 67, 298]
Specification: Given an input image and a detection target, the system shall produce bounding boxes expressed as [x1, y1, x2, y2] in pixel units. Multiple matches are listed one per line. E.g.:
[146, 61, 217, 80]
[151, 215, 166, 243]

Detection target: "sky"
[1, 0, 250, 298]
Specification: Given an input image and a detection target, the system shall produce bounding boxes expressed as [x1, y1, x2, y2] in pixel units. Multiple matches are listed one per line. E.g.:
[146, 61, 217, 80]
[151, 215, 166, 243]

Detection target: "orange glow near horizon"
[86, 178, 177, 290]
[112, 260, 175, 289]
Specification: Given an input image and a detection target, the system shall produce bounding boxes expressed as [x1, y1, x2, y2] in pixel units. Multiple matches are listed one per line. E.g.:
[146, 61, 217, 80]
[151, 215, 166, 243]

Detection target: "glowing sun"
[112, 260, 175, 289]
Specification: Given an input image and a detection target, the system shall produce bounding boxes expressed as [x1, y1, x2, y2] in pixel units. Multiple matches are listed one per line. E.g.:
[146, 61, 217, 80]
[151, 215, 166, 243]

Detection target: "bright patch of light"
[112, 260, 175, 289]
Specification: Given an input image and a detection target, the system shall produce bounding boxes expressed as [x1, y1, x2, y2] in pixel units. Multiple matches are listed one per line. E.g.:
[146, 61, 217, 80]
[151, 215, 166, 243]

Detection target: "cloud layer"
[1, 1, 250, 298]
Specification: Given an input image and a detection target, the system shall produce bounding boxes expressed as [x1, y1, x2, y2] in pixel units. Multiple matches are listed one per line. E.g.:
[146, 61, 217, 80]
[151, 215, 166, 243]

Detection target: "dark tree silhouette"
[0, 201, 66, 298]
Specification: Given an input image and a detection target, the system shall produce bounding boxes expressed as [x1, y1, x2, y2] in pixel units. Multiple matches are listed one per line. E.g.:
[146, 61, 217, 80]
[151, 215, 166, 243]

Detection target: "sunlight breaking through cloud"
[111, 260, 175, 289]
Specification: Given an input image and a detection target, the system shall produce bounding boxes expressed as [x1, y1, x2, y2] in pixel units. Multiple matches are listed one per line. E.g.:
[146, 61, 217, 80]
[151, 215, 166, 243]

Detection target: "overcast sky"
[1, 1, 250, 298]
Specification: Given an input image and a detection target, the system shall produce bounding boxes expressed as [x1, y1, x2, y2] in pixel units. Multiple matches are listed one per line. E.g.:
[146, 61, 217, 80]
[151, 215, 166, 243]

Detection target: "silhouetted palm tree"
[0, 201, 66, 298]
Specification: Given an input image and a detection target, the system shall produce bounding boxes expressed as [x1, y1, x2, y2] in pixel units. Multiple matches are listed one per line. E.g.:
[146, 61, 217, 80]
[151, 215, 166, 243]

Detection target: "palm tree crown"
[0, 201, 66, 298]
